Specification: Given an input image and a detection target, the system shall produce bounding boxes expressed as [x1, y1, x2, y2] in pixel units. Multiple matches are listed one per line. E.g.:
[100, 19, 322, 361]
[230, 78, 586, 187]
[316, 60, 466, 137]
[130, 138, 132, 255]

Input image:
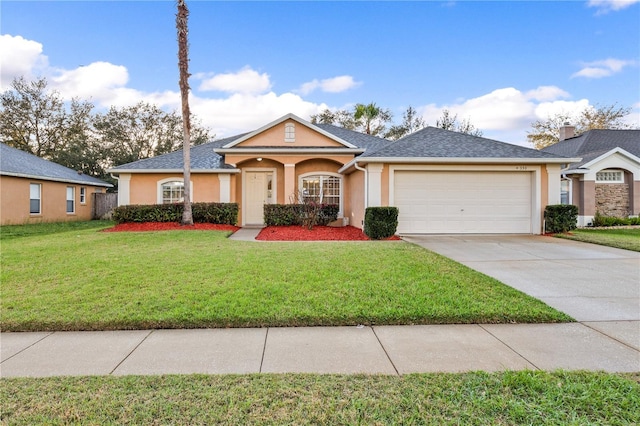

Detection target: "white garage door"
[394, 171, 533, 234]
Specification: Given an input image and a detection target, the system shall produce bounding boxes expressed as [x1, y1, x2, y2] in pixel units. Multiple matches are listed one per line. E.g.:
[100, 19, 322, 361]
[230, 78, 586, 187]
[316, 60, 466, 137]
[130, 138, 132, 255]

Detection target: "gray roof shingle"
[360, 126, 569, 159]
[1, 143, 112, 187]
[541, 130, 639, 168]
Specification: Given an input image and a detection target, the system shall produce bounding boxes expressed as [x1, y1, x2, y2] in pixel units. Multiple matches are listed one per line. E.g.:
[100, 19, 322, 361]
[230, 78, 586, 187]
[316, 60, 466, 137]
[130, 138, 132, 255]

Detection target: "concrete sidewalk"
[2, 322, 638, 377]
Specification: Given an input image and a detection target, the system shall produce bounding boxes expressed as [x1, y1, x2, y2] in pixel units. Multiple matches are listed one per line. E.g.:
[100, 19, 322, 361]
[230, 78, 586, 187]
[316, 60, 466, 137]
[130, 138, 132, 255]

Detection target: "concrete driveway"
[402, 235, 640, 322]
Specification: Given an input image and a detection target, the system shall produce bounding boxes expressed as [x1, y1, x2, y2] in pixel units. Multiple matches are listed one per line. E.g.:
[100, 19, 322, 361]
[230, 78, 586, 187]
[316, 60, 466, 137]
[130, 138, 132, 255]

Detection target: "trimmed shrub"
[112, 203, 238, 225]
[544, 204, 578, 233]
[264, 204, 339, 227]
[364, 207, 399, 240]
[592, 211, 640, 227]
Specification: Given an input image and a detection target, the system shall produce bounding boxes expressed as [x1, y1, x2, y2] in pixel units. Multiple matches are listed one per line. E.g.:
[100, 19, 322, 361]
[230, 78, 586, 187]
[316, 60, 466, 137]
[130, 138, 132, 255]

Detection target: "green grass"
[0, 220, 114, 240]
[1, 372, 638, 425]
[0, 222, 572, 331]
[555, 228, 640, 252]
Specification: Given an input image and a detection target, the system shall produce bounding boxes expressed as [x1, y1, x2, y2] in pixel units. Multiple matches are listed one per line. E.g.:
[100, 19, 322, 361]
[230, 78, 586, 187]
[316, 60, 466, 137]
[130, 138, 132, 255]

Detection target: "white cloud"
[588, 0, 640, 14]
[50, 61, 129, 102]
[298, 75, 361, 95]
[196, 66, 271, 94]
[417, 86, 594, 146]
[0, 34, 49, 90]
[571, 58, 637, 79]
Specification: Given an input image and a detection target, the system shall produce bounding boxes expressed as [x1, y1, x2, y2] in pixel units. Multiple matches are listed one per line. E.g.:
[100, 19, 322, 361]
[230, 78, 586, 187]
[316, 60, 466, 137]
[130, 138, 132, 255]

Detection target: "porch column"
[117, 173, 131, 206]
[219, 174, 231, 203]
[367, 163, 384, 207]
[284, 164, 296, 203]
[547, 164, 561, 205]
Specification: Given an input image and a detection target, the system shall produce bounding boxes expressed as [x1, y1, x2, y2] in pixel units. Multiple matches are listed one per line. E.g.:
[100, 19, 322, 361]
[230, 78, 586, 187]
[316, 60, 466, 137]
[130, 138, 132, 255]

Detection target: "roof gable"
[222, 114, 358, 149]
[0, 143, 112, 187]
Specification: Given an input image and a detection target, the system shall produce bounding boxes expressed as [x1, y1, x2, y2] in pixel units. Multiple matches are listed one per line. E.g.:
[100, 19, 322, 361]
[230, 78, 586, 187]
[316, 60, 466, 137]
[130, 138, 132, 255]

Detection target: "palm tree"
[353, 102, 392, 136]
[176, 0, 193, 225]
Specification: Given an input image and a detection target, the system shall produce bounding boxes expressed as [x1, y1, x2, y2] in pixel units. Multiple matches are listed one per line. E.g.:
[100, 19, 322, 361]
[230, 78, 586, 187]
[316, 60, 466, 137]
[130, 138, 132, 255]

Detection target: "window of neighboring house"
[301, 174, 341, 208]
[80, 187, 87, 204]
[66, 186, 75, 213]
[162, 181, 185, 204]
[30, 183, 41, 214]
[596, 169, 624, 183]
[560, 179, 571, 205]
[285, 123, 295, 142]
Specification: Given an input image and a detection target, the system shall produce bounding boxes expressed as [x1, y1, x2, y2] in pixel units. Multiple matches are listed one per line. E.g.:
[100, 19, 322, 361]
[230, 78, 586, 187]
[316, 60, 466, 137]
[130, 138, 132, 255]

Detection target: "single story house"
[541, 126, 639, 226]
[109, 113, 579, 234]
[0, 143, 113, 225]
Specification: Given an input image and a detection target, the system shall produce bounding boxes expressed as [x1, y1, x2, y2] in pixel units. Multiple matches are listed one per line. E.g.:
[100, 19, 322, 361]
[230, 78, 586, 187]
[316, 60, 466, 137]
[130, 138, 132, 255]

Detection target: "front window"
[596, 169, 623, 183]
[301, 175, 341, 207]
[80, 187, 86, 204]
[30, 183, 41, 214]
[560, 179, 570, 205]
[66, 186, 75, 213]
[162, 181, 184, 204]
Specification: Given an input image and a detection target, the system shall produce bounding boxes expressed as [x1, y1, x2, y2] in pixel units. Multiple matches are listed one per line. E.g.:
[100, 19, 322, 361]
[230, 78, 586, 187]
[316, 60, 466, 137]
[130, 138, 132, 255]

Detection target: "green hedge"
[112, 203, 238, 225]
[264, 204, 339, 226]
[364, 207, 398, 240]
[592, 212, 640, 227]
[544, 204, 578, 233]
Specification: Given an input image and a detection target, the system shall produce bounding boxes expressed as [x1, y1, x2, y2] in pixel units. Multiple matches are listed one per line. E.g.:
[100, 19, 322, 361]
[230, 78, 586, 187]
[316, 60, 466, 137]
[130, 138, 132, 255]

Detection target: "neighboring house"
[542, 126, 640, 226]
[0, 143, 113, 225]
[109, 113, 578, 234]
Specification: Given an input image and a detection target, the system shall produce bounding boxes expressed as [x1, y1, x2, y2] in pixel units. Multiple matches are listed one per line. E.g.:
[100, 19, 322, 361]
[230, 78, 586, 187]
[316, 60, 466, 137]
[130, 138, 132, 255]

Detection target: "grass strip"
[1, 227, 571, 331]
[1, 372, 638, 425]
[555, 228, 640, 252]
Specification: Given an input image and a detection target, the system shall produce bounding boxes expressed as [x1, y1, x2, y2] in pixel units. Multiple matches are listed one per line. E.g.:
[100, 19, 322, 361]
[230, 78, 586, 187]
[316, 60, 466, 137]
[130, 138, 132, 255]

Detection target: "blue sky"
[2, 0, 639, 146]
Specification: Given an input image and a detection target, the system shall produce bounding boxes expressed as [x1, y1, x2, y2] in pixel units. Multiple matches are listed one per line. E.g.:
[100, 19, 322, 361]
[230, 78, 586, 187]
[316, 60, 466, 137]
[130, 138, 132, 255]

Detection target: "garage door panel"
[394, 171, 532, 234]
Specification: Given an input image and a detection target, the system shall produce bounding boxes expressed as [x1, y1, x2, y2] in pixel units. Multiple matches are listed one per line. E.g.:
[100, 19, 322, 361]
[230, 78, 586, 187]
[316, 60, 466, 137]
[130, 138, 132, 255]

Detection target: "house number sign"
[515, 166, 528, 170]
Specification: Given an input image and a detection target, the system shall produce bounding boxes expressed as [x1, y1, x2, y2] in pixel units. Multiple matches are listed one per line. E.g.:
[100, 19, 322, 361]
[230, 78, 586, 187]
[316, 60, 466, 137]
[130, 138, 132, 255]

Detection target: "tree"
[435, 109, 483, 136]
[384, 106, 426, 140]
[527, 103, 633, 149]
[310, 108, 358, 130]
[353, 102, 392, 136]
[176, 0, 193, 225]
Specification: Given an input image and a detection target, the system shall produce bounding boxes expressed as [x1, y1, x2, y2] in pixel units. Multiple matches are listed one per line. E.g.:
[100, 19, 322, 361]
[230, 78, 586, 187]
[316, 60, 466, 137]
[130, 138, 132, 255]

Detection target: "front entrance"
[244, 171, 274, 225]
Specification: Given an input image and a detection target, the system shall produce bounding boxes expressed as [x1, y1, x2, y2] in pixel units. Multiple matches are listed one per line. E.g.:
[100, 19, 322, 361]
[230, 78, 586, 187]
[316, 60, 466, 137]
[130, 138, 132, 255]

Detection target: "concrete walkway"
[2, 322, 638, 377]
[227, 226, 262, 241]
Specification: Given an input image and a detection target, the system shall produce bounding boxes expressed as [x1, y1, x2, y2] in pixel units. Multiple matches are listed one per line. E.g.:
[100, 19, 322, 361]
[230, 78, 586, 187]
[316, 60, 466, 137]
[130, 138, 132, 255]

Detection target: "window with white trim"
[301, 175, 341, 207]
[30, 183, 41, 214]
[66, 186, 75, 213]
[596, 169, 623, 183]
[161, 181, 184, 204]
[285, 123, 295, 142]
[80, 187, 86, 204]
[560, 179, 570, 205]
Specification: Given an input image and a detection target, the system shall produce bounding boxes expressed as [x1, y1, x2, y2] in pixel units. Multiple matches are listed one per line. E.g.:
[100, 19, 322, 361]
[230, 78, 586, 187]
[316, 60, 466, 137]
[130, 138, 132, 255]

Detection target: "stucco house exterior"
[109, 113, 578, 234]
[542, 126, 640, 226]
[1, 143, 113, 225]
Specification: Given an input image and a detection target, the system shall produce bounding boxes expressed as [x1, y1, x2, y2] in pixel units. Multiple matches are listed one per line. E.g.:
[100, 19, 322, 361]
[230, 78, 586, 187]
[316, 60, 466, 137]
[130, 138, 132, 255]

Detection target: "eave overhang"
[107, 168, 240, 175]
[1, 171, 113, 187]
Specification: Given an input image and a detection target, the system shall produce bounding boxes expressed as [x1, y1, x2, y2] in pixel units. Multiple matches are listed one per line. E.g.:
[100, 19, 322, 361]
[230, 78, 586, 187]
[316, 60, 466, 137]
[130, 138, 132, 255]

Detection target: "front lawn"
[1, 372, 638, 425]
[555, 228, 640, 252]
[0, 222, 571, 331]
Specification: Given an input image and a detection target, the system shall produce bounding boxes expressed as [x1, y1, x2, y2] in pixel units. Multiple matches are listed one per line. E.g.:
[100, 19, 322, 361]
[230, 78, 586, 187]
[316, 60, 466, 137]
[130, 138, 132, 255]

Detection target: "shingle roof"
[541, 130, 639, 168]
[111, 135, 244, 171]
[0, 143, 112, 187]
[314, 123, 391, 153]
[360, 126, 568, 159]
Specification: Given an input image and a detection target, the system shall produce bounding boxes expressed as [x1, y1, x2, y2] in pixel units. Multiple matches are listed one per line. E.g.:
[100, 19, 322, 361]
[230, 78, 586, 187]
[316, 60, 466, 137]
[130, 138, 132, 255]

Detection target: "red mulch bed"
[102, 222, 240, 233]
[256, 225, 401, 241]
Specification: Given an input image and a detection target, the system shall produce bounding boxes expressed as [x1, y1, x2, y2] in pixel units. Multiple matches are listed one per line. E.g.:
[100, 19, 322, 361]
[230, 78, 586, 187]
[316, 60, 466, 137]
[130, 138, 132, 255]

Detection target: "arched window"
[285, 123, 295, 142]
[161, 181, 184, 204]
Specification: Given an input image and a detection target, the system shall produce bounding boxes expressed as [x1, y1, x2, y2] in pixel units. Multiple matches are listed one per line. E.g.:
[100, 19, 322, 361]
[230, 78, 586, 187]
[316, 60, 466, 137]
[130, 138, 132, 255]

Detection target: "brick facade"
[595, 183, 629, 218]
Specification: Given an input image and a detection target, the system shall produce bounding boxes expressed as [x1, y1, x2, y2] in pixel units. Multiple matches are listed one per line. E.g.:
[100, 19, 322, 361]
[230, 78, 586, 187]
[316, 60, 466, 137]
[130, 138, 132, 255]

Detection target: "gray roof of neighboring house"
[315, 123, 391, 153]
[360, 126, 568, 159]
[0, 143, 112, 187]
[111, 135, 244, 171]
[541, 129, 639, 168]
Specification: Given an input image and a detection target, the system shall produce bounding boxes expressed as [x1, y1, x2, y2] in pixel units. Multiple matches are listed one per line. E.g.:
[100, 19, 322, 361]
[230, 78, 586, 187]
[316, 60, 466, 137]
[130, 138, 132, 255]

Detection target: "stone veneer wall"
[595, 183, 629, 217]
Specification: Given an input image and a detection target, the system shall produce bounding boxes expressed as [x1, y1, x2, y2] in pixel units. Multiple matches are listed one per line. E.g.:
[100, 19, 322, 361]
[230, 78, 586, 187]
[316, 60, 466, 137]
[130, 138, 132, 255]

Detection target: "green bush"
[364, 207, 398, 240]
[264, 204, 339, 226]
[544, 205, 578, 233]
[592, 211, 640, 227]
[112, 203, 238, 225]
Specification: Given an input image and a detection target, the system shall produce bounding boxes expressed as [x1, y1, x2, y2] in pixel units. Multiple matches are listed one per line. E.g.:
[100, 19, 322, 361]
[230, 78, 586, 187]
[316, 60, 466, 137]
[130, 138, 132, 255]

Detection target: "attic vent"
[285, 123, 295, 142]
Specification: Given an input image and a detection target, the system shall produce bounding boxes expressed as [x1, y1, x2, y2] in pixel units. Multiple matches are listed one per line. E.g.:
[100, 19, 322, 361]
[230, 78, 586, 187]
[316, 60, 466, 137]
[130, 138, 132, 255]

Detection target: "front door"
[245, 171, 273, 225]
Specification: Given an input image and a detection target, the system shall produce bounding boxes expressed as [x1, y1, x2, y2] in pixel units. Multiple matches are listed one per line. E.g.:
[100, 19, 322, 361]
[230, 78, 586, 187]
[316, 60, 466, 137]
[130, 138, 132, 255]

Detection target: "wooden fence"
[92, 192, 118, 219]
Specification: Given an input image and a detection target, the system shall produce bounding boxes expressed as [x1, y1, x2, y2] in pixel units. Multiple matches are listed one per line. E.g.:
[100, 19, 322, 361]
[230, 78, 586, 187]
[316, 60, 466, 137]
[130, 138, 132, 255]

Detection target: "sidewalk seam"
[477, 324, 541, 371]
[0, 332, 53, 364]
[580, 321, 640, 352]
[371, 326, 400, 376]
[259, 328, 269, 373]
[109, 330, 153, 375]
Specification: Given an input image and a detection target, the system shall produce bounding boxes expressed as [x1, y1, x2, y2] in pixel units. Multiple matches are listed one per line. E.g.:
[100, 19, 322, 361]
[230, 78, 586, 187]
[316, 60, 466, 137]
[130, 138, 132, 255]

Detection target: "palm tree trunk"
[176, 0, 193, 225]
